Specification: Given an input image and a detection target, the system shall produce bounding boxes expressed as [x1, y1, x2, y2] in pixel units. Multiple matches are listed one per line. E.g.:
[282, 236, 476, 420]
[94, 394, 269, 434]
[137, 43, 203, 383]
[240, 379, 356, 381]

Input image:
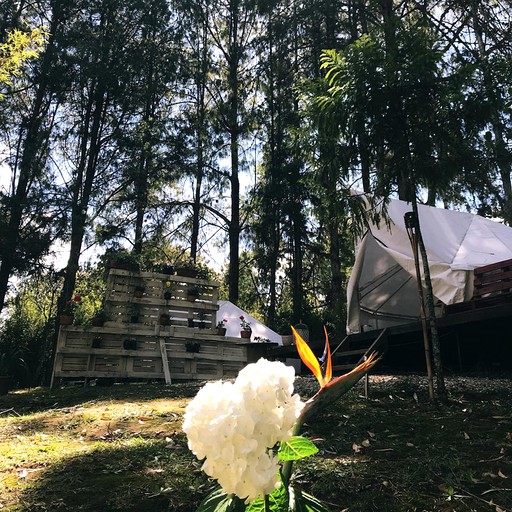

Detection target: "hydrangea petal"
[183, 358, 304, 502]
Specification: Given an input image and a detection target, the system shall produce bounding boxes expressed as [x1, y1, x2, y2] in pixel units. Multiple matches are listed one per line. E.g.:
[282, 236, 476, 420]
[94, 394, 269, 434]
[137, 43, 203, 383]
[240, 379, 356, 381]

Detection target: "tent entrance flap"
[360, 263, 415, 312]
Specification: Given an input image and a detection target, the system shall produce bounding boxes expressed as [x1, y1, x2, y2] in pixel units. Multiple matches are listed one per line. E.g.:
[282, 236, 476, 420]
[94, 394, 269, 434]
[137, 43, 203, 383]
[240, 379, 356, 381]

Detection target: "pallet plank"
[52, 268, 267, 383]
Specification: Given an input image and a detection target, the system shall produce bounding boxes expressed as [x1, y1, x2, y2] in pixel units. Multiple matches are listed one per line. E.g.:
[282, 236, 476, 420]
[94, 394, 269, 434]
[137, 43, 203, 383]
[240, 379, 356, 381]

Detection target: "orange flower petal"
[323, 326, 332, 384]
[291, 326, 324, 386]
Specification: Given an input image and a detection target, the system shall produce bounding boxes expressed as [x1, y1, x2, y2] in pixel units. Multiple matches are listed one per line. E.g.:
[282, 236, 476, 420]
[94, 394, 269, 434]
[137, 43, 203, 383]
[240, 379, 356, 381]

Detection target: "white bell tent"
[346, 199, 512, 334]
[216, 301, 282, 344]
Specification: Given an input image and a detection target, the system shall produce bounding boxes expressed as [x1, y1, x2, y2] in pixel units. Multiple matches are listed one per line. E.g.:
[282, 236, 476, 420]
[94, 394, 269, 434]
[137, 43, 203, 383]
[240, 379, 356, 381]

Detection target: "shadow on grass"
[16, 439, 209, 512]
[296, 386, 512, 512]
[3, 376, 512, 512]
[0, 381, 203, 415]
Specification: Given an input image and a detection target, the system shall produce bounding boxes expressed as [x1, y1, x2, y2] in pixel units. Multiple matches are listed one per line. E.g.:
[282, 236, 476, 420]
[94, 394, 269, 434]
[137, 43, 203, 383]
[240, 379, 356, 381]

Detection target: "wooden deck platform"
[270, 300, 512, 375]
[338, 258, 512, 374]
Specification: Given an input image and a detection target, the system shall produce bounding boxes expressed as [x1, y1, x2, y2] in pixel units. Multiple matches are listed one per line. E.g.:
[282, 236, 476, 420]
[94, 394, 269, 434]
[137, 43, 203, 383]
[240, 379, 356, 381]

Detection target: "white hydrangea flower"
[182, 358, 304, 503]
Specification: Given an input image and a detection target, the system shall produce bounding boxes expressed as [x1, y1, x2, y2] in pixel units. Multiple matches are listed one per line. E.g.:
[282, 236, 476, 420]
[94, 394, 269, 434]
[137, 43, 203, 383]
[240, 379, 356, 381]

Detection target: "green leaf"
[245, 500, 264, 512]
[246, 485, 288, 511]
[288, 487, 331, 512]
[278, 436, 318, 461]
[196, 487, 246, 512]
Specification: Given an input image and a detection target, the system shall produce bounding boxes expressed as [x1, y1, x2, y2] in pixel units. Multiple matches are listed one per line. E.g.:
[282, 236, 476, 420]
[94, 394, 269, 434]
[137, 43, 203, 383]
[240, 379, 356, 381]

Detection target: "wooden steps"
[331, 328, 388, 374]
[269, 329, 388, 387]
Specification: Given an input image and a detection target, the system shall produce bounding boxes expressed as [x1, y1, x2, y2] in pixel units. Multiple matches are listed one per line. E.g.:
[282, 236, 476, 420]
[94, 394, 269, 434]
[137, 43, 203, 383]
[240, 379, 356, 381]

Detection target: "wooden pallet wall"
[52, 268, 269, 383]
[105, 269, 219, 328]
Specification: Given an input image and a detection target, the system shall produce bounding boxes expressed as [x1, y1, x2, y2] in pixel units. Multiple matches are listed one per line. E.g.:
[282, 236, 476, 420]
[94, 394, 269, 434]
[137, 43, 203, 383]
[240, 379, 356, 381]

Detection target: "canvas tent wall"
[347, 199, 512, 334]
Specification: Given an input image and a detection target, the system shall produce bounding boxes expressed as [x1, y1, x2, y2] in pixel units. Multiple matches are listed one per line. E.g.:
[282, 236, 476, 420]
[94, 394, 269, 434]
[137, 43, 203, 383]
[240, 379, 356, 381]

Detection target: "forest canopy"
[1, 0, 512, 385]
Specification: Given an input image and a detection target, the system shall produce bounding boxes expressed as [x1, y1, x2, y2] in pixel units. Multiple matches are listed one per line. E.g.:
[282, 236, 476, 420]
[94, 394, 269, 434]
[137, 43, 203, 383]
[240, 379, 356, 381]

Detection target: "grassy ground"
[0, 375, 510, 512]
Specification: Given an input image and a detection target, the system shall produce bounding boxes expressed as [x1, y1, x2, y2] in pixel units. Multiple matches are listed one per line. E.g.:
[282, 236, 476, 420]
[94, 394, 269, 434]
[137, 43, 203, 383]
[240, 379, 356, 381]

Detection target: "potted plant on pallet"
[174, 256, 212, 279]
[107, 248, 140, 272]
[160, 263, 174, 275]
[163, 280, 172, 300]
[60, 294, 81, 325]
[159, 313, 170, 326]
[185, 341, 201, 353]
[91, 307, 108, 327]
[133, 285, 145, 298]
[91, 336, 103, 349]
[175, 258, 201, 278]
[216, 319, 227, 335]
[123, 338, 137, 350]
[129, 303, 141, 323]
[281, 333, 294, 346]
[239, 315, 252, 339]
[186, 286, 200, 302]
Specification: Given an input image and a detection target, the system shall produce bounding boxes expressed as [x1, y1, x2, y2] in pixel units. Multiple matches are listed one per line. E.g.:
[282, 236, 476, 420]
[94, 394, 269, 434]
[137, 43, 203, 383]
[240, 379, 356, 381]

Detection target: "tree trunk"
[227, 0, 241, 304]
[412, 196, 448, 402]
[134, 97, 154, 256]
[379, 0, 447, 400]
[329, 218, 344, 335]
[49, 82, 107, 384]
[60, 79, 106, 302]
[380, 0, 413, 201]
[291, 205, 303, 324]
[133, 163, 148, 257]
[267, 239, 278, 326]
[0, 5, 62, 313]
[266, 11, 277, 326]
[190, 18, 209, 261]
[228, 138, 240, 304]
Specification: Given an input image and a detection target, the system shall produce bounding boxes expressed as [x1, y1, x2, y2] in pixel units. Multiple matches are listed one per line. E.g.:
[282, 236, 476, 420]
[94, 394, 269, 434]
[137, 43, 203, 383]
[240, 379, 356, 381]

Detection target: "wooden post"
[404, 212, 435, 401]
[159, 338, 172, 384]
[364, 355, 369, 399]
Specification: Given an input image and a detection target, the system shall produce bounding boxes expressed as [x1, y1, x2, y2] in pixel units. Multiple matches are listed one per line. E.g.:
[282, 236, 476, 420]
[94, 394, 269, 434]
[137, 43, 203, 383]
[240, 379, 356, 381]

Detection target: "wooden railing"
[446, 258, 512, 314]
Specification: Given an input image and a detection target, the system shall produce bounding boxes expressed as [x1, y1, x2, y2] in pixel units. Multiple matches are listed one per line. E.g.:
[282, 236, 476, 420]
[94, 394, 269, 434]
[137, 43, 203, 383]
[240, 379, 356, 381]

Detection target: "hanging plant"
[134, 285, 145, 298]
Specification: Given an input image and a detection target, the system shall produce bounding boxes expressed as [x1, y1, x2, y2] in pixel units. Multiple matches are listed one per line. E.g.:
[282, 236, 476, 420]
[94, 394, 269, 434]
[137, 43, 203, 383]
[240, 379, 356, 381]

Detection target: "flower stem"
[281, 418, 303, 487]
